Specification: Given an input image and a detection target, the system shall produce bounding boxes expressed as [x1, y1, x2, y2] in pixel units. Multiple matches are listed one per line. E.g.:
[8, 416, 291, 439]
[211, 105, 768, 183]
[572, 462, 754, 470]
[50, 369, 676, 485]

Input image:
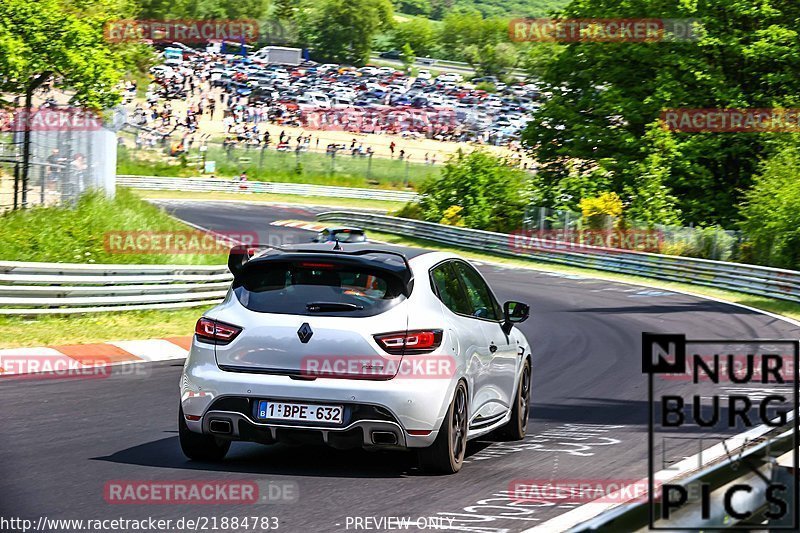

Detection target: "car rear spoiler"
[227, 244, 415, 296]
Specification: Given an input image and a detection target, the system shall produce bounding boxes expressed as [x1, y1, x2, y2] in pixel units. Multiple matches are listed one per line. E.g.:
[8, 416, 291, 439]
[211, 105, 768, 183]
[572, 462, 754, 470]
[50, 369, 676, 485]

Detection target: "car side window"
[430, 262, 472, 316]
[452, 261, 500, 320]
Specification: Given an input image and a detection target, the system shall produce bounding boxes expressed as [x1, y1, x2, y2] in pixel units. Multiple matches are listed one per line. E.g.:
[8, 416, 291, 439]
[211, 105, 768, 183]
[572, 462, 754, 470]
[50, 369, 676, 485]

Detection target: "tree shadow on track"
[532, 398, 776, 435]
[92, 435, 488, 478]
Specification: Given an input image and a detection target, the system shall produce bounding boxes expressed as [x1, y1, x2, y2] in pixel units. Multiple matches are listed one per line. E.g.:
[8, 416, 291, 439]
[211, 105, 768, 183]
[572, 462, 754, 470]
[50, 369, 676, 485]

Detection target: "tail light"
[374, 330, 443, 354]
[195, 318, 242, 345]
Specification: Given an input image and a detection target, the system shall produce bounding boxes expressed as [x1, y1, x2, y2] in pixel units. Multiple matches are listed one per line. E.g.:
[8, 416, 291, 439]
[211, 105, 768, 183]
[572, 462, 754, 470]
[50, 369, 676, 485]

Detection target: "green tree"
[522, 0, 800, 227]
[389, 19, 437, 57]
[438, 9, 508, 61]
[400, 42, 415, 71]
[298, 0, 393, 65]
[273, 0, 295, 20]
[392, 0, 431, 16]
[464, 41, 516, 78]
[137, 0, 269, 19]
[623, 124, 681, 225]
[418, 151, 529, 232]
[0, 0, 128, 110]
[740, 144, 800, 268]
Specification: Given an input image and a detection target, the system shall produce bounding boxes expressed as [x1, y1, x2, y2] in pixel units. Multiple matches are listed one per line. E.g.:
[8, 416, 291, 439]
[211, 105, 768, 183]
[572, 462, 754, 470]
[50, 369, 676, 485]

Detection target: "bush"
[740, 146, 800, 268]
[417, 151, 529, 233]
[440, 205, 465, 226]
[578, 192, 623, 230]
[394, 202, 424, 219]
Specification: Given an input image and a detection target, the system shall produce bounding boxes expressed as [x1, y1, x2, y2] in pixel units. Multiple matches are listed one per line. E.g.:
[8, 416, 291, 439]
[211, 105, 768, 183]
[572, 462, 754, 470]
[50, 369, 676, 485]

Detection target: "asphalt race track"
[2, 200, 798, 533]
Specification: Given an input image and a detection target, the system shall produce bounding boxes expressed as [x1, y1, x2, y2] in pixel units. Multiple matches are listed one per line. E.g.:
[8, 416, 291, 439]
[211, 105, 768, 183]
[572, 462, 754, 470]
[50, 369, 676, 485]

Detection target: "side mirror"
[502, 301, 530, 334]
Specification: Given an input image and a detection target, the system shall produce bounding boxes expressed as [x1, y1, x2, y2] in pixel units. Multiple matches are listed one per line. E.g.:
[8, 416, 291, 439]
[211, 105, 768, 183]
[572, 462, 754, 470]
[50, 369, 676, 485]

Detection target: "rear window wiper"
[306, 302, 365, 312]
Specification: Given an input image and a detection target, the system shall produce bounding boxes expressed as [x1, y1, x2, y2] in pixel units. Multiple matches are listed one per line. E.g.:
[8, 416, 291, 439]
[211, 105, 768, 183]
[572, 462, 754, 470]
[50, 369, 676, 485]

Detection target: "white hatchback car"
[179, 243, 532, 473]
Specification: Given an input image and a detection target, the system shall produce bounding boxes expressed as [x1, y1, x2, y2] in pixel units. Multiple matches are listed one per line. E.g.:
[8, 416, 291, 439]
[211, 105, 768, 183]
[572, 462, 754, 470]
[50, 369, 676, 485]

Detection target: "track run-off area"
[2, 199, 798, 533]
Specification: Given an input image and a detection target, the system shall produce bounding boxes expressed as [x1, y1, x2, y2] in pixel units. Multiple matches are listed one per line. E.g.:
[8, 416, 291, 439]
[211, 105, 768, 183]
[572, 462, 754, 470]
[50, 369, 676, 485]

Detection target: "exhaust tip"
[371, 431, 398, 445]
[209, 419, 233, 435]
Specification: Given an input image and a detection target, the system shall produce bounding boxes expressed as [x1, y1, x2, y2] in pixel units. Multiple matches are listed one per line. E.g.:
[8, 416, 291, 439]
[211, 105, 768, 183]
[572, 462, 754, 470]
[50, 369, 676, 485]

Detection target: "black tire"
[498, 358, 531, 440]
[178, 405, 230, 461]
[418, 381, 469, 474]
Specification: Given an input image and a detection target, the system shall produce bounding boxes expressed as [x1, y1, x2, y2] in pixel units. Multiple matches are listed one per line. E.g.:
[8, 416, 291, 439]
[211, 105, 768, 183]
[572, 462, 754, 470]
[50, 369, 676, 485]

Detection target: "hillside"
[396, 0, 569, 19]
[452, 0, 569, 17]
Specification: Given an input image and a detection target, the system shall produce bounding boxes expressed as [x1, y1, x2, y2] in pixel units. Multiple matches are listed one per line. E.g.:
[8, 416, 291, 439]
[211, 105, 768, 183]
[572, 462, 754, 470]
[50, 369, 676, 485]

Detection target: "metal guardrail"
[118, 175, 419, 203]
[0, 261, 231, 314]
[368, 54, 528, 79]
[568, 419, 797, 532]
[6, 210, 800, 313]
[316, 212, 800, 303]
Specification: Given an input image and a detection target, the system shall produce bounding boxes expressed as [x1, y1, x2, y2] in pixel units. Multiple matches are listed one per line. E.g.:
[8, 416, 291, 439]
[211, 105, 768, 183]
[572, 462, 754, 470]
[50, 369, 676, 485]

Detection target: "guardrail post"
[13, 162, 20, 210]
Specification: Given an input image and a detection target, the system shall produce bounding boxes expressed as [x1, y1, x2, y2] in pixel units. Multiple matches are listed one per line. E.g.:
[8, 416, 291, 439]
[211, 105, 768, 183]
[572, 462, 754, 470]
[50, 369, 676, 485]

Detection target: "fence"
[315, 211, 800, 303]
[5, 211, 800, 314]
[523, 205, 742, 262]
[0, 262, 231, 315]
[118, 175, 419, 202]
[369, 53, 528, 80]
[118, 126, 444, 190]
[0, 106, 118, 212]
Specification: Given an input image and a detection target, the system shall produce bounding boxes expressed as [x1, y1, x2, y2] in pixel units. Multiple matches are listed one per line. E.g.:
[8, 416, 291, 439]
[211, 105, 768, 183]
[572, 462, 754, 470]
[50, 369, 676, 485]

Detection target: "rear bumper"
[202, 408, 409, 449]
[180, 340, 458, 448]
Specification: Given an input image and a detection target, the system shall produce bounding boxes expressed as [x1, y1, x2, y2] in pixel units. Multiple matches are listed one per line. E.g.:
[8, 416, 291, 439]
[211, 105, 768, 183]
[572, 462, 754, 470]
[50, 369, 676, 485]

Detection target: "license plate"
[255, 400, 343, 424]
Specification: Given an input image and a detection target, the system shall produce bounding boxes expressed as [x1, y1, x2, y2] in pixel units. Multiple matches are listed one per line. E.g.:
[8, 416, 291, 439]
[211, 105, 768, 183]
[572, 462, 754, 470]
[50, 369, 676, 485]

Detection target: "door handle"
[489, 343, 497, 353]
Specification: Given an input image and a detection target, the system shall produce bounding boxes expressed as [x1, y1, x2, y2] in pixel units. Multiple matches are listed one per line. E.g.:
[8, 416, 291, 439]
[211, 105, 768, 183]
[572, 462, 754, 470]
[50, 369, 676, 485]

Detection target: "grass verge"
[0, 188, 226, 264]
[0, 308, 207, 349]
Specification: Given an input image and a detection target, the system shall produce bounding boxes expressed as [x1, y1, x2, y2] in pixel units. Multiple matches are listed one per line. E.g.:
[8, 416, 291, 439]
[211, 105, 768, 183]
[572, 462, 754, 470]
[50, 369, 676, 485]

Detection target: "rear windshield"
[233, 261, 405, 316]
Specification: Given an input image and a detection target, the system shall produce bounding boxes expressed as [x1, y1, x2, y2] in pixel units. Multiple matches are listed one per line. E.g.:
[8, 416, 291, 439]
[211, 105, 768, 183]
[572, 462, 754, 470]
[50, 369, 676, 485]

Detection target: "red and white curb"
[271, 219, 328, 232]
[0, 337, 191, 377]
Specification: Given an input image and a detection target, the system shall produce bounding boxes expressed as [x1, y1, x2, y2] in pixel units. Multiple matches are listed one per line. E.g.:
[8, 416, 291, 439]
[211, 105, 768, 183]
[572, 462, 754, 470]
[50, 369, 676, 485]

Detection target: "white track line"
[168, 203, 800, 532]
[518, 275, 800, 531]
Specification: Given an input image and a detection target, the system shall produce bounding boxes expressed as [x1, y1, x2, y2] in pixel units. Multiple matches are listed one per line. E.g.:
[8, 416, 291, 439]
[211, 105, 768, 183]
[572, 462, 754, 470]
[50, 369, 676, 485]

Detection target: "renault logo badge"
[297, 323, 313, 343]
